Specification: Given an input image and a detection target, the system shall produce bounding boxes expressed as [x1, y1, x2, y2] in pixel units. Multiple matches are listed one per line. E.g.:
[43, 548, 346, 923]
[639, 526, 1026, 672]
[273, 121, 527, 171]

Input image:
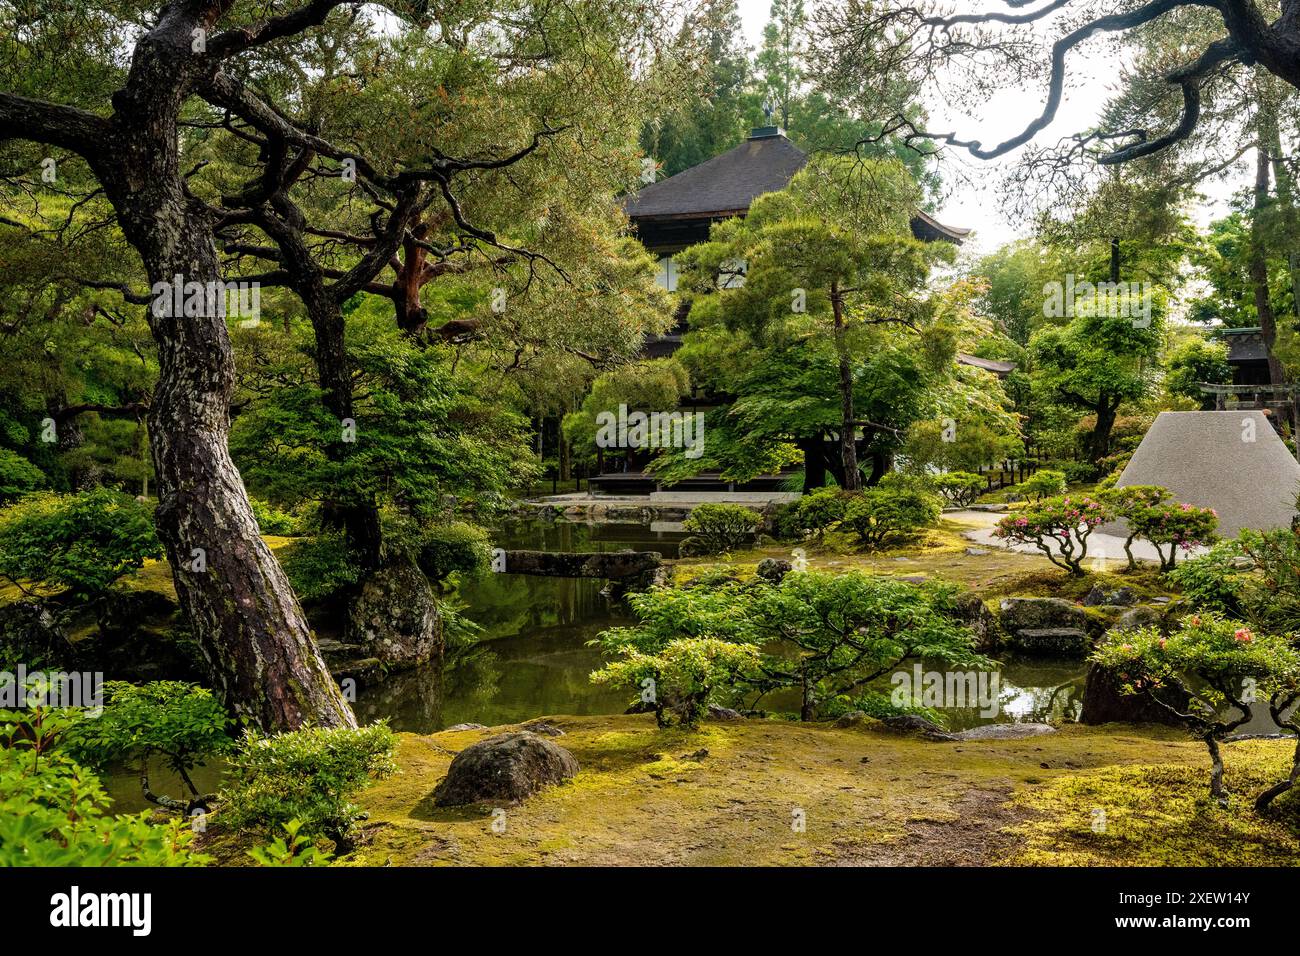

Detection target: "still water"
[355, 520, 1090, 734]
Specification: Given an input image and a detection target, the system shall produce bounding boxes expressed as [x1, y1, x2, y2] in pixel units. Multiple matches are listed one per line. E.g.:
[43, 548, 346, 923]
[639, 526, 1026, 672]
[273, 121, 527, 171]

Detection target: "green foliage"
[65, 682, 232, 806]
[249, 498, 299, 536]
[246, 820, 334, 867]
[0, 746, 207, 867]
[1171, 529, 1300, 633]
[682, 503, 761, 554]
[1018, 469, 1067, 501]
[591, 637, 760, 729]
[594, 570, 988, 723]
[220, 722, 397, 850]
[416, 521, 492, 584]
[279, 532, 362, 602]
[0, 488, 161, 600]
[933, 472, 985, 508]
[0, 449, 44, 503]
[840, 487, 941, 548]
[1092, 613, 1300, 805]
[993, 495, 1112, 575]
[1165, 338, 1231, 409]
[793, 486, 850, 536]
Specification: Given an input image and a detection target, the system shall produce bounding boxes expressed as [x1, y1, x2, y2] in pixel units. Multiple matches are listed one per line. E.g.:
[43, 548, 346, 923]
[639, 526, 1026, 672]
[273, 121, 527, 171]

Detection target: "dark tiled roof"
[624, 131, 969, 243]
[1214, 327, 1269, 363]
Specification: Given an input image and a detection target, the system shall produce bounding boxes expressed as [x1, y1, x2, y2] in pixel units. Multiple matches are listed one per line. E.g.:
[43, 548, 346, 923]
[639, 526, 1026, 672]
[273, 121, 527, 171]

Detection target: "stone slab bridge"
[496, 550, 667, 594]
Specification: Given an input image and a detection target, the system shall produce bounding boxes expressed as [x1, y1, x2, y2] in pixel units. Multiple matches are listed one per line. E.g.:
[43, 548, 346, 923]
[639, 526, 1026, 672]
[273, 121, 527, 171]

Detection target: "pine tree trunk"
[831, 282, 861, 491]
[94, 25, 354, 731]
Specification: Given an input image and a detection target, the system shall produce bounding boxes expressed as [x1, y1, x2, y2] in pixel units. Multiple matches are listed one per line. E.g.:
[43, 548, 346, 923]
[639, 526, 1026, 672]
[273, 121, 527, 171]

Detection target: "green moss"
[328, 715, 1297, 867]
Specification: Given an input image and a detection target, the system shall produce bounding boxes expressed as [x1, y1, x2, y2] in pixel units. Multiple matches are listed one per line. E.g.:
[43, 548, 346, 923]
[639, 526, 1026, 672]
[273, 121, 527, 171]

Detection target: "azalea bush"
[1128, 502, 1219, 571]
[591, 637, 760, 729]
[793, 486, 850, 538]
[1098, 484, 1172, 568]
[1092, 613, 1300, 807]
[934, 471, 985, 508]
[993, 495, 1112, 576]
[841, 487, 942, 549]
[1171, 529, 1300, 634]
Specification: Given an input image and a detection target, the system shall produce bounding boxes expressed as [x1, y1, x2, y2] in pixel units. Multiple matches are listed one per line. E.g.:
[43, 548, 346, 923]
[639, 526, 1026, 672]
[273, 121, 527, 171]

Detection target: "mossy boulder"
[432, 731, 579, 807]
[1079, 663, 1190, 727]
[345, 558, 442, 669]
[997, 597, 1106, 656]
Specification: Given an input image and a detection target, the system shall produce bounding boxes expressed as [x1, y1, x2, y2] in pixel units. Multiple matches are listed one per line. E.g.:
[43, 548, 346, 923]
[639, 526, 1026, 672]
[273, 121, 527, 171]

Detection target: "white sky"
[735, 0, 1248, 256]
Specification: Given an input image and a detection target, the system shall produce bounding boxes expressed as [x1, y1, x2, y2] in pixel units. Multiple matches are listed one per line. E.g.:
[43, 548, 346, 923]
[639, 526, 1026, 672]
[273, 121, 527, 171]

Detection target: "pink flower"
[1234, 628, 1253, 644]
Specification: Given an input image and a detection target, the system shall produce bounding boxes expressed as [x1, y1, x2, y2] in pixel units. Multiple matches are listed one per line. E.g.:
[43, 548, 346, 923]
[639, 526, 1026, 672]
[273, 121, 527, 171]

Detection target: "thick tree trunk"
[799, 436, 827, 491]
[1087, 396, 1118, 464]
[91, 25, 354, 731]
[830, 282, 861, 491]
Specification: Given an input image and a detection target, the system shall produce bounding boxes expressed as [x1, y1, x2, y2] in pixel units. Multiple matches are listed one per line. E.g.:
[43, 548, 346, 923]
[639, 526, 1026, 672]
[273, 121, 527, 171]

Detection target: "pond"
[354, 519, 1092, 734]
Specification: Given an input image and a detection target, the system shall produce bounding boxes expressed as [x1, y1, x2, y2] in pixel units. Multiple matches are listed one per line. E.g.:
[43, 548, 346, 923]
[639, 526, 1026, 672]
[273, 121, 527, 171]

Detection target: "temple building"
[584, 125, 988, 494]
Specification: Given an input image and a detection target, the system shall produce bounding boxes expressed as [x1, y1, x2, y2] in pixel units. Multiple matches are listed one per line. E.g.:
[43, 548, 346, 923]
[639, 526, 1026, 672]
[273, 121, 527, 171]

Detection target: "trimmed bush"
[1017, 469, 1067, 501]
[933, 472, 984, 508]
[793, 486, 850, 537]
[682, 503, 761, 554]
[993, 494, 1112, 575]
[841, 487, 941, 548]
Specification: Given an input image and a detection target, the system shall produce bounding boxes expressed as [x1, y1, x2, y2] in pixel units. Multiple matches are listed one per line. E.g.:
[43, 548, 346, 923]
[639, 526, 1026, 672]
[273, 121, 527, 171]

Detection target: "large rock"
[433, 731, 579, 807]
[1079, 663, 1189, 726]
[754, 558, 793, 584]
[346, 559, 442, 669]
[953, 593, 1002, 652]
[952, 722, 1057, 740]
[997, 597, 1103, 656]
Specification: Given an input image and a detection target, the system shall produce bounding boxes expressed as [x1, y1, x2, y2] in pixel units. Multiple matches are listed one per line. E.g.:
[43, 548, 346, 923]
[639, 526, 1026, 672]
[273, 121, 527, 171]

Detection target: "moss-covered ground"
[319, 715, 1300, 867]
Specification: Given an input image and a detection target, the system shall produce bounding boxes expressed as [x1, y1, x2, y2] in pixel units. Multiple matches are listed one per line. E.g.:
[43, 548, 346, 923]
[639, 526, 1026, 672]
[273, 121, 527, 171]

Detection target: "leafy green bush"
[0, 743, 207, 866]
[1017, 469, 1067, 501]
[0, 489, 162, 600]
[0, 449, 43, 504]
[1061, 460, 1099, 484]
[65, 682, 232, 811]
[793, 486, 850, 537]
[993, 495, 1112, 575]
[220, 722, 397, 850]
[417, 521, 492, 583]
[682, 503, 761, 554]
[249, 498, 299, 536]
[591, 637, 759, 729]
[840, 487, 941, 548]
[1092, 613, 1300, 807]
[279, 532, 362, 601]
[247, 820, 334, 867]
[933, 472, 984, 508]
[594, 571, 987, 723]
[1170, 529, 1300, 634]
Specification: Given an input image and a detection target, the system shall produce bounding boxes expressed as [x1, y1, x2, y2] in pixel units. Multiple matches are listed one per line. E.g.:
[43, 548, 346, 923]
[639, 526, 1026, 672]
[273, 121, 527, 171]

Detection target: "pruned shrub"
[934, 472, 985, 508]
[793, 486, 850, 537]
[681, 503, 760, 554]
[841, 487, 941, 548]
[993, 495, 1112, 575]
[1016, 469, 1067, 501]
